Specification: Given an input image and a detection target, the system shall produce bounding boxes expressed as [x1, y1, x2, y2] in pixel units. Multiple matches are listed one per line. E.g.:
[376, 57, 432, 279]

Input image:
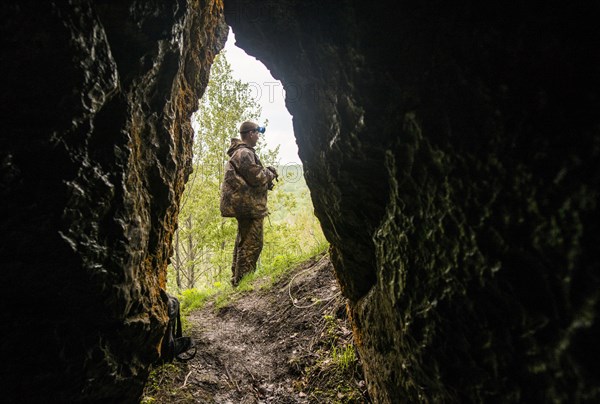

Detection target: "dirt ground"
[142, 254, 369, 403]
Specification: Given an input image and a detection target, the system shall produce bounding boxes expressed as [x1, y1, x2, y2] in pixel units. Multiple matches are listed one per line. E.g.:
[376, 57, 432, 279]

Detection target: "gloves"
[266, 166, 278, 179]
[266, 166, 278, 190]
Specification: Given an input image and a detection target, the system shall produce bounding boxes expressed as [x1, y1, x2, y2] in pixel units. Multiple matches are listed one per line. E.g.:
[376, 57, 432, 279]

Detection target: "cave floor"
[142, 255, 368, 403]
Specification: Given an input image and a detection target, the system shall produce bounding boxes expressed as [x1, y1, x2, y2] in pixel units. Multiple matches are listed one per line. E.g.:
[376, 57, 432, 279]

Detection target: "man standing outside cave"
[220, 121, 278, 286]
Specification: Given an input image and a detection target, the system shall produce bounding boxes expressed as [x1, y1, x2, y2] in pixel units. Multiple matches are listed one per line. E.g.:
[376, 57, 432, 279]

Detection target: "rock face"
[2, 0, 600, 402]
[225, 0, 600, 402]
[1, 1, 226, 402]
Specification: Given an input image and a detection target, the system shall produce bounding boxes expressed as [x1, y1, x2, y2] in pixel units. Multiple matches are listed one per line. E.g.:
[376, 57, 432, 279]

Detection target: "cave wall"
[0, 1, 226, 401]
[2, 0, 599, 402]
[225, 0, 600, 402]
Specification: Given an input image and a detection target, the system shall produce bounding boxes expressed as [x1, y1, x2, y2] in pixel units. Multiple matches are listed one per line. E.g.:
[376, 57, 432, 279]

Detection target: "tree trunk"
[187, 215, 195, 289]
[174, 230, 182, 291]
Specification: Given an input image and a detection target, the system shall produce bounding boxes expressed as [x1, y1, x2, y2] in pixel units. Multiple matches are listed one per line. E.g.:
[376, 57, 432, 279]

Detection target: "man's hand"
[266, 166, 278, 190]
[266, 166, 278, 179]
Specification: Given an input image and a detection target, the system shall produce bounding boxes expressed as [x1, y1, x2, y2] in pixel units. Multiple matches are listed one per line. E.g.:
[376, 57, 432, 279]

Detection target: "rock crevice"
[2, 0, 599, 402]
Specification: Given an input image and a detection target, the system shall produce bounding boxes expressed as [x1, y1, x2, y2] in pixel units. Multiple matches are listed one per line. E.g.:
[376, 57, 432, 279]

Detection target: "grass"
[145, 238, 367, 403]
[324, 314, 358, 371]
[140, 363, 191, 403]
[177, 239, 329, 314]
[332, 344, 357, 371]
[297, 311, 366, 403]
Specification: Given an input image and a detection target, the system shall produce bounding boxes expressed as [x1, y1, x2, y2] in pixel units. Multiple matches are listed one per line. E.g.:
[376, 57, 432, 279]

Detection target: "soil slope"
[142, 254, 368, 403]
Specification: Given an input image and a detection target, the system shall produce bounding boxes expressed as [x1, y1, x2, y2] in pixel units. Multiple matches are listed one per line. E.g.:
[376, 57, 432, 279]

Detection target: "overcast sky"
[222, 28, 300, 164]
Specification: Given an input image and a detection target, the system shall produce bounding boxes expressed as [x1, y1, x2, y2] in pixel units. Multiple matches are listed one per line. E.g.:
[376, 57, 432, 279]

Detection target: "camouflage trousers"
[231, 217, 264, 286]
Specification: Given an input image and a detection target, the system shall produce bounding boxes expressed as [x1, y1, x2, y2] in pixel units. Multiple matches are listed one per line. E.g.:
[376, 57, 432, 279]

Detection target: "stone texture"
[225, 0, 600, 402]
[2, 0, 600, 402]
[0, 1, 227, 402]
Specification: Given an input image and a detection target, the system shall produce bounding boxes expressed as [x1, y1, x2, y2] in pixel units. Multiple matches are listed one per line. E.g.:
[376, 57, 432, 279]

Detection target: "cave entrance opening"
[165, 27, 326, 300]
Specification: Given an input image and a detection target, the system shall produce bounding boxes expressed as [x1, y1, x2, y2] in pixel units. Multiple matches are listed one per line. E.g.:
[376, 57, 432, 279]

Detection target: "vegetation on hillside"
[143, 255, 368, 403]
[168, 51, 326, 306]
[143, 52, 367, 403]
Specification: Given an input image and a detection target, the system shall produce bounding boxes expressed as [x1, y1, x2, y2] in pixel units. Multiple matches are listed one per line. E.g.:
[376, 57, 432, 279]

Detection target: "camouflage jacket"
[220, 138, 276, 218]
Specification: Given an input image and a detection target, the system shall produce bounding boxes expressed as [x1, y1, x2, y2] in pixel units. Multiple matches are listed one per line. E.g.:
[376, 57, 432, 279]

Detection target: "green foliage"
[167, 51, 326, 301]
[322, 313, 358, 372]
[332, 344, 356, 372]
[141, 363, 186, 403]
[296, 305, 365, 402]
[170, 51, 257, 291]
[179, 237, 329, 313]
[179, 287, 219, 315]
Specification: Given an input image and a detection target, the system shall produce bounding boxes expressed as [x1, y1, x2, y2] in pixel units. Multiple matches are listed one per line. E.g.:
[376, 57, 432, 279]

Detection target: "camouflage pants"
[231, 217, 264, 286]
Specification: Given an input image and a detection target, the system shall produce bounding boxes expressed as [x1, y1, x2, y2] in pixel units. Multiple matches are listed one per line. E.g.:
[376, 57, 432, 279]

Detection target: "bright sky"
[222, 28, 300, 164]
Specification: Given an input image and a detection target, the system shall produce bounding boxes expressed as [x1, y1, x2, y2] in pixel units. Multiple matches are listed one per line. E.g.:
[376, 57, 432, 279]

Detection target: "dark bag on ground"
[160, 292, 196, 362]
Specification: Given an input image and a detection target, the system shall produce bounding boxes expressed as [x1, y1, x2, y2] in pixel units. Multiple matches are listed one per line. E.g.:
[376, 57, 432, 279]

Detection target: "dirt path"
[143, 254, 368, 403]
